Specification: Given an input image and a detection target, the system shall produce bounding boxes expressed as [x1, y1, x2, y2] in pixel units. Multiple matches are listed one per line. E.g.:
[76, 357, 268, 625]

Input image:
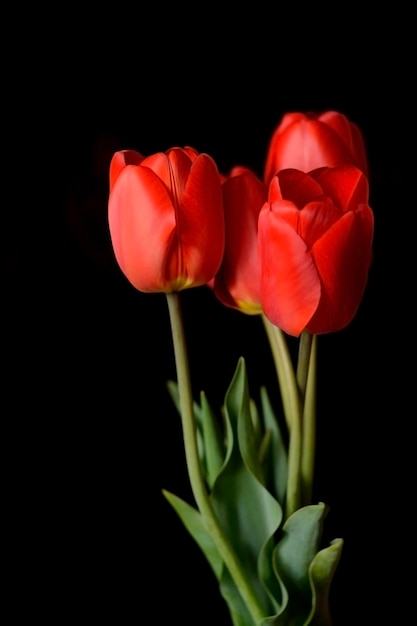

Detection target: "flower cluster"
[107, 111, 374, 625]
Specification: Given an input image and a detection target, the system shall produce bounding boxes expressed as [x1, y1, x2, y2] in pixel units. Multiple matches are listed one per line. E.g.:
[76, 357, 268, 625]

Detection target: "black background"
[5, 3, 412, 624]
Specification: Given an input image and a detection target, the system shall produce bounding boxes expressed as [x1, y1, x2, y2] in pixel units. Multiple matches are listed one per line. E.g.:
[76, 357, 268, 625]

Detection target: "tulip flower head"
[264, 110, 369, 183]
[213, 166, 268, 314]
[258, 165, 374, 336]
[108, 146, 225, 293]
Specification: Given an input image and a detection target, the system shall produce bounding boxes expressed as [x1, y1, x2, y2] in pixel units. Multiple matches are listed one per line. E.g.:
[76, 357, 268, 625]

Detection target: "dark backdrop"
[5, 4, 412, 625]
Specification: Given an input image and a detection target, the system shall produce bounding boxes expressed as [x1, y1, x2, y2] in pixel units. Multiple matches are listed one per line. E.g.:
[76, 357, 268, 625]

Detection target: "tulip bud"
[213, 166, 268, 314]
[108, 147, 225, 293]
[258, 166, 374, 336]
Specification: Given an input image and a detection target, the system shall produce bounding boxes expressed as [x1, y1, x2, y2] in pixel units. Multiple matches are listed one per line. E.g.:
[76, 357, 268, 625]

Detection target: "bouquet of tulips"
[106, 111, 374, 625]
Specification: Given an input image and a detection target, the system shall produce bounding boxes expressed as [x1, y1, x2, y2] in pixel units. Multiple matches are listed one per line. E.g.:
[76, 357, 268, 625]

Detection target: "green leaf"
[200, 390, 225, 489]
[258, 534, 288, 617]
[161, 489, 223, 581]
[260, 386, 288, 505]
[249, 397, 263, 449]
[276, 503, 327, 589]
[259, 518, 342, 626]
[306, 538, 344, 625]
[166, 380, 206, 479]
[220, 568, 257, 626]
[211, 357, 283, 617]
[166, 379, 181, 413]
[268, 503, 329, 624]
[238, 392, 265, 486]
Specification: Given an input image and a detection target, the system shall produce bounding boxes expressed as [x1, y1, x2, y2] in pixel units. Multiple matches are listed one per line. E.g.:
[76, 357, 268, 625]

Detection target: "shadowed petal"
[270, 169, 325, 207]
[312, 165, 369, 212]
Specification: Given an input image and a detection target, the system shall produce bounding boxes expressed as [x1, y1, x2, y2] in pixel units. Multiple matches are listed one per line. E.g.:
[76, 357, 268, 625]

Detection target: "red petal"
[308, 205, 374, 333]
[271, 169, 324, 207]
[108, 166, 175, 292]
[268, 175, 283, 201]
[318, 111, 352, 144]
[174, 153, 224, 285]
[141, 149, 193, 204]
[258, 203, 320, 336]
[264, 113, 307, 182]
[109, 150, 144, 191]
[265, 119, 355, 182]
[183, 146, 200, 160]
[298, 198, 341, 248]
[214, 169, 267, 311]
[311, 165, 369, 212]
[318, 111, 368, 176]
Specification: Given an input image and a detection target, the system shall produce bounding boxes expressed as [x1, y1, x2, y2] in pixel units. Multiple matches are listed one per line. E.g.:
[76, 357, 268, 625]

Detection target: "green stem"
[261, 315, 293, 434]
[300, 334, 317, 505]
[166, 292, 265, 625]
[262, 315, 302, 518]
[296, 331, 313, 401]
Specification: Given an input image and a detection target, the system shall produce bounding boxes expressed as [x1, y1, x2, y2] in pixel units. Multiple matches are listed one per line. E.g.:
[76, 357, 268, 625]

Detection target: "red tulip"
[212, 166, 268, 313]
[264, 111, 369, 184]
[211, 166, 267, 313]
[108, 147, 225, 292]
[258, 166, 374, 336]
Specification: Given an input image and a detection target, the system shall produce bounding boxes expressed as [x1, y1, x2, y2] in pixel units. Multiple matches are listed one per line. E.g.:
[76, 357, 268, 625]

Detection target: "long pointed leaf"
[211, 358, 282, 617]
[306, 538, 344, 625]
[162, 489, 223, 581]
[200, 391, 225, 489]
[260, 386, 288, 505]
